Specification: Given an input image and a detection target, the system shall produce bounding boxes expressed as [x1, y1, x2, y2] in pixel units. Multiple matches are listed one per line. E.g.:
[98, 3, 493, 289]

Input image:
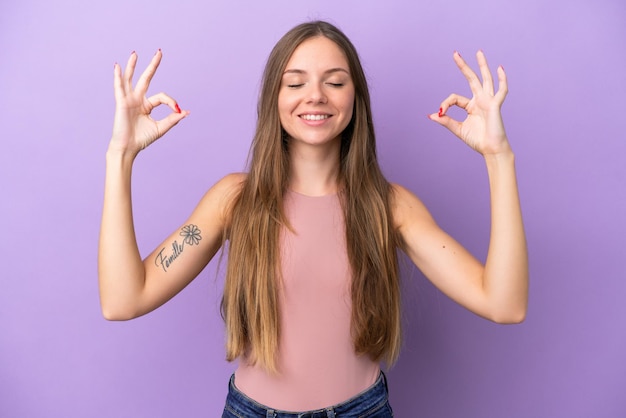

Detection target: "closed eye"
[287, 84, 304, 88]
[327, 83, 344, 87]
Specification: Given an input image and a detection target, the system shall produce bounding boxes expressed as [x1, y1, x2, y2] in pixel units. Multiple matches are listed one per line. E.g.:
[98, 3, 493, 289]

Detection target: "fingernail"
[438, 107, 443, 117]
[455, 51, 461, 58]
[175, 103, 181, 114]
[114, 62, 117, 69]
[131, 50, 136, 55]
[499, 65, 505, 71]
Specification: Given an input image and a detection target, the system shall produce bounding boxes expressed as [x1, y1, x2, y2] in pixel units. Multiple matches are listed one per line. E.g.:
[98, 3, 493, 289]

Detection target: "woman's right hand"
[110, 50, 188, 157]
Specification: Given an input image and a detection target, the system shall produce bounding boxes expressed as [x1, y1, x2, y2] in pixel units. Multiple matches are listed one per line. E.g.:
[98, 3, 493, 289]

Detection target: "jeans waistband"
[224, 371, 389, 417]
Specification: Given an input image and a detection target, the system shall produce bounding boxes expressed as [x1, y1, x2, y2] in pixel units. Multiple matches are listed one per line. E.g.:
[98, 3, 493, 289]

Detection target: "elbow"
[101, 308, 134, 321]
[98, 282, 144, 321]
[100, 300, 140, 321]
[491, 307, 527, 324]
[486, 286, 529, 324]
[102, 309, 133, 321]
[493, 314, 526, 325]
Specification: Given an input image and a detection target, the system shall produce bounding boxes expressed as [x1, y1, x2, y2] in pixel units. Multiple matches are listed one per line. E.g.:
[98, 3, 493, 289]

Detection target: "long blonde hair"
[222, 21, 401, 373]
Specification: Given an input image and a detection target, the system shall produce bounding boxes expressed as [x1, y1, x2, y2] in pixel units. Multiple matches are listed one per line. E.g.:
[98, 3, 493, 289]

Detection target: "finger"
[123, 51, 138, 92]
[135, 49, 162, 94]
[146, 92, 184, 114]
[113, 63, 125, 102]
[438, 93, 471, 117]
[428, 111, 463, 138]
[453, 51, 482, 95]
[155, 110, 189, 138]
[476, 50, 494, 96]
[494, 65, 508, 104]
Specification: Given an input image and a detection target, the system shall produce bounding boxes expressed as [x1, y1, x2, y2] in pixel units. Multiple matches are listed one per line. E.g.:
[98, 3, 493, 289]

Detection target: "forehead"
[284, 36, 349, 72]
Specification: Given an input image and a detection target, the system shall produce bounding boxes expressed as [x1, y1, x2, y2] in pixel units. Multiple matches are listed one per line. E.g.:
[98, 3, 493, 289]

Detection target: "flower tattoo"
[180, 224, 202, 246]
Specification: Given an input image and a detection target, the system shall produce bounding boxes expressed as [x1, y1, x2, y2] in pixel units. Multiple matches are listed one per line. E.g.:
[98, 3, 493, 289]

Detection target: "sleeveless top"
[233, 190, 380, 411]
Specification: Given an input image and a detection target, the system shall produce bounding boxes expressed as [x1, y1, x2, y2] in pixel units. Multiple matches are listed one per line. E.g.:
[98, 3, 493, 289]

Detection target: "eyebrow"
[282, 68, 350, 76]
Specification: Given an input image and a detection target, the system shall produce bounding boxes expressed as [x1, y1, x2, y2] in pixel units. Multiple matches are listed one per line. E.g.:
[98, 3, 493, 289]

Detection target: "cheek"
[277, 93, 295, 121]
[339, 94, 356, 133]
[340, 87, 355, 111]
[342, 93, 355, 122]
[277, 96, 297, 136]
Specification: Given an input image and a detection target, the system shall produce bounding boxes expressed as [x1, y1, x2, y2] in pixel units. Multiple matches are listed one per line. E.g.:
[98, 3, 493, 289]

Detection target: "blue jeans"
[222, 372, 394, 417]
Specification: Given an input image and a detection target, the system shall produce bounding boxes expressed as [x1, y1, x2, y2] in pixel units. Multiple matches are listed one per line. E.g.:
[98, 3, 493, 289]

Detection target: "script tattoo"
[155, 224, 202, 272]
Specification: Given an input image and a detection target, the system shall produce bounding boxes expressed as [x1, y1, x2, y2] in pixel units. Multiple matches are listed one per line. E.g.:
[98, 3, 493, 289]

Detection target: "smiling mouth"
[300, 114, 330, 121]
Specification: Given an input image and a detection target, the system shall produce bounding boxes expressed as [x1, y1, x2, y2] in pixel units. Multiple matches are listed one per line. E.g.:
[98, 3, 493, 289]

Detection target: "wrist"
[106, 144, 138, 163]
[483, 148, 516, 177]
[482, 141, 514, 162]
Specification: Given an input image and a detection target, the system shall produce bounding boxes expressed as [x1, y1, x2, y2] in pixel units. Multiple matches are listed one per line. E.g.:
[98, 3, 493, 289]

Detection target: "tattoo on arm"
[155, 224, 202, 272]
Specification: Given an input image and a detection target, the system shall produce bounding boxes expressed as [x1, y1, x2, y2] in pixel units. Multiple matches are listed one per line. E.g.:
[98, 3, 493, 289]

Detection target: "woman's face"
[278, 36, 355, 150]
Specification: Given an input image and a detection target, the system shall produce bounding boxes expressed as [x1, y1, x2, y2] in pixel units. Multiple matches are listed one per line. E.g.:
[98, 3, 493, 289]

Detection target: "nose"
[307, 82, 327, 104]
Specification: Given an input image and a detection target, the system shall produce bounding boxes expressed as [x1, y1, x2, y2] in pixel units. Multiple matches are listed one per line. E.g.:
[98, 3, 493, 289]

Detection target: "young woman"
[99, 21, 527, 417]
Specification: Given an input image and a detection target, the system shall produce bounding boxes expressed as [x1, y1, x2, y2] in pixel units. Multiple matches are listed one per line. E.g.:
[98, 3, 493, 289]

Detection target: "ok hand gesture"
[429, 51, 509, 156]
[109, 50, 188, 157]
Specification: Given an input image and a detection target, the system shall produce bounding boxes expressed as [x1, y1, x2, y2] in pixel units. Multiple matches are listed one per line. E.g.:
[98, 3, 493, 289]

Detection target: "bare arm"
[99, 163, 242, 320]
[98, 50, 240, 320]
[395, 51, 528, 323]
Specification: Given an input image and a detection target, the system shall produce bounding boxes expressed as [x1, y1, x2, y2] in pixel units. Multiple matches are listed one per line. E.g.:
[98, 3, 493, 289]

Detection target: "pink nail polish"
[175, 104, 181, 114]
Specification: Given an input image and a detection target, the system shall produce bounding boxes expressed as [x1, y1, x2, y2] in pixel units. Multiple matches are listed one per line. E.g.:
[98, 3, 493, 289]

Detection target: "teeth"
[301, 114, 329, 121]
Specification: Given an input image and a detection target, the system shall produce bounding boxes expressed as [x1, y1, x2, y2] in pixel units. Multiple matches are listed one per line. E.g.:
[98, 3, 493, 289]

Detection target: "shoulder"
[214, 172, 247, 194]
[203, 172, 247, 201]
[389, 183, 434, 231]
[194, 173, 247, 225]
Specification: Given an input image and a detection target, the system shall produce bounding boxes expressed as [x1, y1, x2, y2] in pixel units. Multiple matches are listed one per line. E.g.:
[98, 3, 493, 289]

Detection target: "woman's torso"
[234, 190, 379, 411]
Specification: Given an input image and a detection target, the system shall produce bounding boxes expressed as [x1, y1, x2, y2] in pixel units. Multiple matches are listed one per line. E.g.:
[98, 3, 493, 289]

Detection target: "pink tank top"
[233, 190, 380, 410]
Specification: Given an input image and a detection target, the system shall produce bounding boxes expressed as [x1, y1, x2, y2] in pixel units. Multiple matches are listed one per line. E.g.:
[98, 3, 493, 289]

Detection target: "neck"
[287, 139, 341, 196]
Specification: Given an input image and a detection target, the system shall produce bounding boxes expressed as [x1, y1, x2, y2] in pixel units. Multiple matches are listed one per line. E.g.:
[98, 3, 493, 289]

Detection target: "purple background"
[1, 0, 624, 416]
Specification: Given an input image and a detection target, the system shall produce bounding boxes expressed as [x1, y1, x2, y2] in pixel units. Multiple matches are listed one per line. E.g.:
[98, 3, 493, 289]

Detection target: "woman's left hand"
[429, 50, 509, 156]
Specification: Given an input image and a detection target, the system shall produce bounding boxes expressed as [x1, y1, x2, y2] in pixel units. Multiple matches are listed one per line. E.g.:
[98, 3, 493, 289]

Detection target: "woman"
[99, 21, 527, 417]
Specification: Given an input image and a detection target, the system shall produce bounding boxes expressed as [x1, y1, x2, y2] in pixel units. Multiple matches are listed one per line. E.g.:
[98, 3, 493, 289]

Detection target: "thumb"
[427, 111, 461, 137]
[155, 109, 190, 138]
